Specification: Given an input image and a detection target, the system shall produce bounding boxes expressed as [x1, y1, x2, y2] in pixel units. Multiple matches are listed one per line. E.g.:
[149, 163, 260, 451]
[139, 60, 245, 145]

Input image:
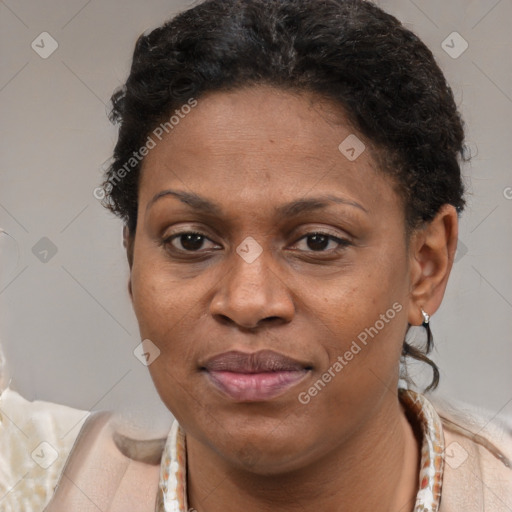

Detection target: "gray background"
[1, 0, 511, 433]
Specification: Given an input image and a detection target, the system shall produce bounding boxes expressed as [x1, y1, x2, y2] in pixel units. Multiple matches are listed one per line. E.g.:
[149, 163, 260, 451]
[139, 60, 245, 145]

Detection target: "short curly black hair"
[101, 0, 468, 391]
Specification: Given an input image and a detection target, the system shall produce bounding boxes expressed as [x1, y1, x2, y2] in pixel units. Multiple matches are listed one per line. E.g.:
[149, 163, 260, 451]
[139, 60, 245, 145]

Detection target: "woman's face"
[130, 86, 415, 473]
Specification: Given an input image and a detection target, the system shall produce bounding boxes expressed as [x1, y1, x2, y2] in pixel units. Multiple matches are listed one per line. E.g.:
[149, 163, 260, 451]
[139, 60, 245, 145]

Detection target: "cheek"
[130, 261, 200, 417]
[319, 251, 408, 341]
[131, 245, 194, 336]
[130, 245, 211, 371]
[312, 250, 409, 388]
[297, 298, 407, 438]
[131, 273, 187, 397]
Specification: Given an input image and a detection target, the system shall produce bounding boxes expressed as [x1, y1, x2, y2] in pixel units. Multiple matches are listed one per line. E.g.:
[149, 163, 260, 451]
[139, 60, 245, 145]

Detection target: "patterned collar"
[156, 389, 445, 512]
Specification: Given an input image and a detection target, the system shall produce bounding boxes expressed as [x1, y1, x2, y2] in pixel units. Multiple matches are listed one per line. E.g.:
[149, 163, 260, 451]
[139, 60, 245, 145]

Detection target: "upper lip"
[202, 350, 310, 373]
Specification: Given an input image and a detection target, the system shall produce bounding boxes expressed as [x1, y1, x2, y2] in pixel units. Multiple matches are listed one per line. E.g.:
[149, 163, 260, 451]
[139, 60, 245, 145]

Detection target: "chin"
[222, 441, 313, 476]
[202, 414, 321, 475]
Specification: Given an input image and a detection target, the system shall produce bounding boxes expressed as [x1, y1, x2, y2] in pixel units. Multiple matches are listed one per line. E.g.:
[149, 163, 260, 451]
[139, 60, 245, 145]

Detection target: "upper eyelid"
[163, 221, 351, 239]
[165, 228, 347, 240]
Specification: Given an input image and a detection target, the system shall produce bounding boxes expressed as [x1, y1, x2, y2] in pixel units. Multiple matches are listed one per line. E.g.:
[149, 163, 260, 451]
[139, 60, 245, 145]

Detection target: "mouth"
[201, 350, 312, 402]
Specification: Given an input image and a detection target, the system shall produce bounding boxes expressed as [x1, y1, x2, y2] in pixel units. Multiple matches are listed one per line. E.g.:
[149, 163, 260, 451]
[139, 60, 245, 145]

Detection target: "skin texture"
[126, 86, 458, 512]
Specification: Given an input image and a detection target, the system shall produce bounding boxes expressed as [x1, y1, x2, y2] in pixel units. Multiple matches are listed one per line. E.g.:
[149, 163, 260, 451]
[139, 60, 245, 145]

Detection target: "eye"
[293, 232, 352, 253]
[163, 231, 219, 253]
[161, 230, 351, 256]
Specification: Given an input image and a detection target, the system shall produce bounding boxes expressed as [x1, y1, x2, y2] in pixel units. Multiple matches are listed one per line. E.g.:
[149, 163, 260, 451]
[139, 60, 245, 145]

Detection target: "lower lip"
[206, 370, 308, 401]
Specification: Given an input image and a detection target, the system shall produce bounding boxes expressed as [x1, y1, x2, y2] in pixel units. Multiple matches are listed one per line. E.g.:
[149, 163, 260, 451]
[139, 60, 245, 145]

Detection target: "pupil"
[181, 234, 204, 251]
[308, 234, 328, 251]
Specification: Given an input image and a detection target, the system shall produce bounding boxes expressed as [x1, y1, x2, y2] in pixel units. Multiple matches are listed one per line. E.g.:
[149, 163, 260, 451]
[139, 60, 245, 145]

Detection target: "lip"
[201, 350, 311, 402]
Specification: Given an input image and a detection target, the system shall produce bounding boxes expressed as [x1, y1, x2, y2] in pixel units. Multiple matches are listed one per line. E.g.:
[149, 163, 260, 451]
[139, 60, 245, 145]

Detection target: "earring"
[421, 308, 430, 326]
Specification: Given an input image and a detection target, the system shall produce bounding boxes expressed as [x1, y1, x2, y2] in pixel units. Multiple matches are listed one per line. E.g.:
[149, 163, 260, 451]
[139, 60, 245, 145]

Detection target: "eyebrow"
[146, 189, 368, 216]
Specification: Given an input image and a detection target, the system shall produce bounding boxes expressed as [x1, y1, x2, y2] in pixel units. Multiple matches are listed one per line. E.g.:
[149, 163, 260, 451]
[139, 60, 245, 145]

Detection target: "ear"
[407, 204, 459, 326]
[123, 225, 134, 299]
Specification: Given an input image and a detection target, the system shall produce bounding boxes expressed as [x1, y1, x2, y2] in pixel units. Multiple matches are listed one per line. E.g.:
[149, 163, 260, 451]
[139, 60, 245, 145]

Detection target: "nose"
[209, 244, 295, 330]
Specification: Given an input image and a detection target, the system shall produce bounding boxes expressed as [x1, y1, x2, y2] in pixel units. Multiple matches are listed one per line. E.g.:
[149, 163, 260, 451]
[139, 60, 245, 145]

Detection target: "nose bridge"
[227, 238, 273, 298]
[210, 237, 294, 328]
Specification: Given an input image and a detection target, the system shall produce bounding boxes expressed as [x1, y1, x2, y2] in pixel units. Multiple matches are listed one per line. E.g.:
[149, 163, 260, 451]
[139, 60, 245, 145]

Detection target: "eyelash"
[160, 230, 352, 256]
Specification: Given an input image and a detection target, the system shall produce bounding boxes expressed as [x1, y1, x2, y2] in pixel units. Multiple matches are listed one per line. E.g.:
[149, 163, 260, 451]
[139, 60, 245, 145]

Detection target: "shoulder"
[428, 394, 512, 512]
[44, 410, 166, 512]
[0, 387, 89, 512]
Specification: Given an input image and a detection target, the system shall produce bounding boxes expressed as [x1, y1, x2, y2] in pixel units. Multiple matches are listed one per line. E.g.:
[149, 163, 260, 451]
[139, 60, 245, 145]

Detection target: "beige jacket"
[0, 388, 89, 512]
[44, 398, 512, 512]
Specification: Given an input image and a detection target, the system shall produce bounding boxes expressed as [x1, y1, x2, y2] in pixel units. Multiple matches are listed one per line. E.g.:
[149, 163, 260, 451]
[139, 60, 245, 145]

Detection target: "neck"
[185, 396, 420, 512]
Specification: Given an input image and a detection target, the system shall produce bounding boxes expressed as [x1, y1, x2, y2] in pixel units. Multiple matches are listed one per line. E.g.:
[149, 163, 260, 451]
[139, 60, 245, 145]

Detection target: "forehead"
[138, 86, 401, 219]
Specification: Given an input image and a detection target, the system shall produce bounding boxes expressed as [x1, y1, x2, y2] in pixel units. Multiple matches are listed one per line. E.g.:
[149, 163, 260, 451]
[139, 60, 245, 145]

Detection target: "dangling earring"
[420, 308, 433, 352]
[421, 308, 430, 326]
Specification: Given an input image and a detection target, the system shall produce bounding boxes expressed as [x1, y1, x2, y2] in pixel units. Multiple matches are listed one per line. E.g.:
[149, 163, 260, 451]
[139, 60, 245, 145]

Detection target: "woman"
[44, 0, 512, 511]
